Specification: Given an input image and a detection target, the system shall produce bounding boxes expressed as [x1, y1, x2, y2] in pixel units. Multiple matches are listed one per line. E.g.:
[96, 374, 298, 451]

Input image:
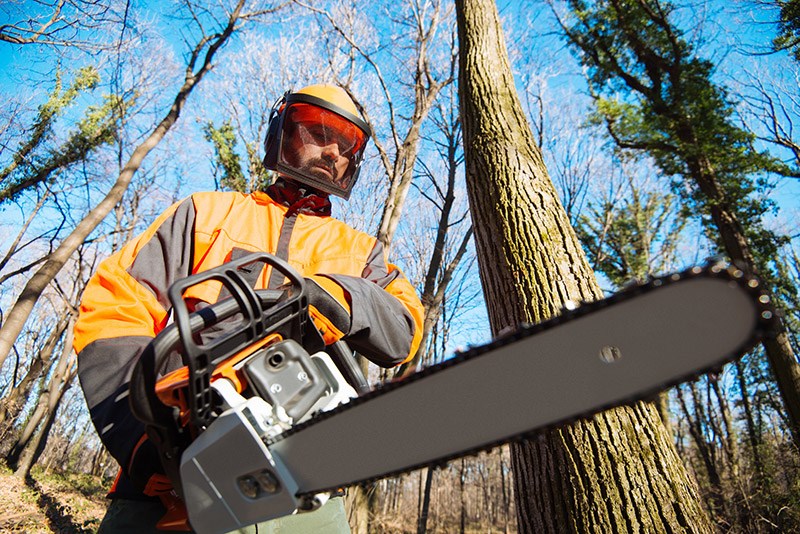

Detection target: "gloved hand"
[128, 437, 173, 496]
[305, 275, 352, 345]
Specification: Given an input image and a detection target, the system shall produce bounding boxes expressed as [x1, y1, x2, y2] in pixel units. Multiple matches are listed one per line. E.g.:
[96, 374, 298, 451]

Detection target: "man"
[74, 84, 424, 532]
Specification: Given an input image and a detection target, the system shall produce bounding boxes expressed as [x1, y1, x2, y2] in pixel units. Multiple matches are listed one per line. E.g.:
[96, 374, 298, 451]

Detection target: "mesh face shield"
[274, 102, 369, 199]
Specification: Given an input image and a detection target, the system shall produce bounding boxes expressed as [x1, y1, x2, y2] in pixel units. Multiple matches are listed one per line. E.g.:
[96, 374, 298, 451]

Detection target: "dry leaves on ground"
[0, 466, 107, 533]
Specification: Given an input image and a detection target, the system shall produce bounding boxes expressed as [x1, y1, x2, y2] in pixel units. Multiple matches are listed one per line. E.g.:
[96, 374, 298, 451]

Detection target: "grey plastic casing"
[180, 394, 300, 534]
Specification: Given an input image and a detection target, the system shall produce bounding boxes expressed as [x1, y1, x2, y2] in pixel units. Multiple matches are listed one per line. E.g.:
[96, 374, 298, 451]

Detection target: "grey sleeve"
[325, 241, 418, 367]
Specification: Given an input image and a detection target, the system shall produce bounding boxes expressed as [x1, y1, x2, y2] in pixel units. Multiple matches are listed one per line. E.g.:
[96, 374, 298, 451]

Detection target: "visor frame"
[271, 93, 371, 200]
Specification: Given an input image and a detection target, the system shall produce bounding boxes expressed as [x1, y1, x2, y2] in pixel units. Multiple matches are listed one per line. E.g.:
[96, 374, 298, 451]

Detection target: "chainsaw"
[129, 252, 775, 534]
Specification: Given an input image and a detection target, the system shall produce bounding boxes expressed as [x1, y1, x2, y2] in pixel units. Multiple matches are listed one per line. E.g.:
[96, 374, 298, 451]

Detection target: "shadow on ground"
[28, 477, 97, 534]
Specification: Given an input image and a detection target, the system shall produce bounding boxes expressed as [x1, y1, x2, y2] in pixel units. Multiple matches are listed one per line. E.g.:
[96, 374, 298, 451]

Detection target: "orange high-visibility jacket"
[73, 190, 423, 498]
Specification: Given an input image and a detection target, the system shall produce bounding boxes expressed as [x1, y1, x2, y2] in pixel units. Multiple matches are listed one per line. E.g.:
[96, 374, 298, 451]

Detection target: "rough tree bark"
[455, 0, 712, 531]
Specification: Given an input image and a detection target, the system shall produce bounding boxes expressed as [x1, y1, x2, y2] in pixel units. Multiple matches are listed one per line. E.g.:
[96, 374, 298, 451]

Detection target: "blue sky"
[0, 0, 798, 340]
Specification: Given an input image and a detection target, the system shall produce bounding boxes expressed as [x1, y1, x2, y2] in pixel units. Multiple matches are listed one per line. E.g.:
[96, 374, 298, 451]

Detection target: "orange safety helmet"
[263, 84, 371, 199]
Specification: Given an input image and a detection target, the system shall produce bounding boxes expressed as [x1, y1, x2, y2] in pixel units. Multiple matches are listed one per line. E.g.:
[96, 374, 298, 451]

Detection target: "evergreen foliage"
[203, 120, 270, 193]
[775, 0, 800, 60]
[562, 0, 794, 306]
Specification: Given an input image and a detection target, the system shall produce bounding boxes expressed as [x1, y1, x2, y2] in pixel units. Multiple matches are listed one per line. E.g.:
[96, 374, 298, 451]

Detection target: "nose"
[320, 141, 340, 160]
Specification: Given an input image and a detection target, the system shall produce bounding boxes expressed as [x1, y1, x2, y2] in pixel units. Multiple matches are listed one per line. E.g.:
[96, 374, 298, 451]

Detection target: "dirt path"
[0, 467, 107, 533]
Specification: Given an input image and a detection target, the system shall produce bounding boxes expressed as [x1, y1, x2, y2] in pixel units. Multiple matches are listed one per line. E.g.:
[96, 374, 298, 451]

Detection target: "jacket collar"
[265, 178, 332, 218]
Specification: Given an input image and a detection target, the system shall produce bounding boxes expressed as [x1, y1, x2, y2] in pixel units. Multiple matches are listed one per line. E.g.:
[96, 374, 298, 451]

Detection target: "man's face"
[284, 122, 353, 188]
[277, 103, 367, 196]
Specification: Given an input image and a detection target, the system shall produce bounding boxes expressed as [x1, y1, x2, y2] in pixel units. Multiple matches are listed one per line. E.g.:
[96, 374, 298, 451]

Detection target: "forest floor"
[0, 465, 108, 533]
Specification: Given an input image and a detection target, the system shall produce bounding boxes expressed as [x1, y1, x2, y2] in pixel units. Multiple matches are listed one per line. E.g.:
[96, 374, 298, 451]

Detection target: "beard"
[301, 156, 342, 184]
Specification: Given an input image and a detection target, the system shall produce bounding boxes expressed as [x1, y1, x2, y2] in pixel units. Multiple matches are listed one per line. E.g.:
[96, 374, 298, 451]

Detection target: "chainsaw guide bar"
[270, 262, 775, 496]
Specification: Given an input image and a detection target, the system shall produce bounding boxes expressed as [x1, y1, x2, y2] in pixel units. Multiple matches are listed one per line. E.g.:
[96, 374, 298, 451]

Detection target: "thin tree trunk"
[709, 374, 739, 477]
[396, 227, 472, 377]
[734, 359, 763, 476]
[678, 383, 724, 519]
[0, 191, 49, 282]
[13, 378, 69, 479]
[455, 0, 712, 531]
[373, 13, 449, 254]
[555, 0, 800, 451]
[0, 0, 248, 370]
[459, 459, 467, 534]
[347, 483, 374, 534]
[683, 144, 800, 450]
[498, 447, 510, 534]
[13, 350, 77, 478]
[12, 329, 76, 478]
[303, 0, 451, 255]
[0, 315, 69, 440]
[90, 444, 105, 476]
[759, 331, 800, 447]
[417, 467, 434, 534]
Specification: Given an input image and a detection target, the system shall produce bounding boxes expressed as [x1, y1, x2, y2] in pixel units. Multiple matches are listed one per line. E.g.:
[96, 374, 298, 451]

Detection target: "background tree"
[395, 70, 474, 377]
[456, 0, 711, 531]
[576, 164, 687, 287]
[203, 119, 270, 193]
[774, 0, 800, 60]
[737, 70, 800, 183]
[0, 0, 124, 49]
[0, 0, 282, 373]
[554, 0, 800, 450]
[299, 0, 457, 254]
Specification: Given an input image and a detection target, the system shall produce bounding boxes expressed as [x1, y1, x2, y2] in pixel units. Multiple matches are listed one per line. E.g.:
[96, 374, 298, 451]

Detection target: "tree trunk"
[417, 467, 434, 534]
[11, 331, 76, 478]
[0, 0, 248, 370]
[374, 13, 449, 254]
[678, 383, 724, 519]
[498, 447, 510, 534]
[13, 379, 68, 479]
[395, 112, 473, 378]
[759, 331, 800, 447]
[455, 0, 713, 531]
[566, 0, 800, 451]
[735, 359, 763, 476]
[459, 459, 467, 534]
[709, 374, 739, 477]
[687, 149, 800, 450]
[0, 315, 68, 443]
[346, 483, 375, 534]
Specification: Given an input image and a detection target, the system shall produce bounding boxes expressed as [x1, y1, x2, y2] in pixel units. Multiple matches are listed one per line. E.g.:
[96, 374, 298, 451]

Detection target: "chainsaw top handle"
[129, 252, 323, 440]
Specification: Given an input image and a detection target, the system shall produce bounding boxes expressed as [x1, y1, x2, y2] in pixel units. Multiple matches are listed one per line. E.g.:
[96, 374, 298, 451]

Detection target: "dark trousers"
[97, 496, 350, 533]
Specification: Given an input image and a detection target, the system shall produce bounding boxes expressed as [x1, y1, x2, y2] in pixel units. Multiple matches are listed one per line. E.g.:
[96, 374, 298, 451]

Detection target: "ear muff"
[263, 91, 289, 169]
